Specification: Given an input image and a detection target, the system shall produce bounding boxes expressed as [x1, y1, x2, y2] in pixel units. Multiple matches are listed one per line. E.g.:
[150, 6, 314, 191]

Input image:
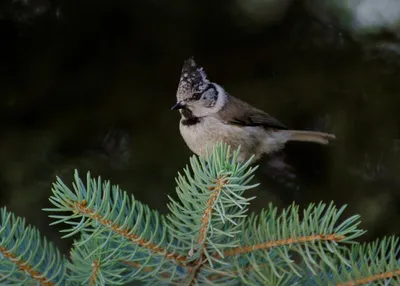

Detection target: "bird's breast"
[179, 117, 218, 156]
[179, 117, 263, 161]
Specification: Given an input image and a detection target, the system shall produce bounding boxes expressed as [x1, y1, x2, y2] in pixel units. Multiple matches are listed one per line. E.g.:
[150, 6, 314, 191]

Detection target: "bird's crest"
[176, 58, 210, 101]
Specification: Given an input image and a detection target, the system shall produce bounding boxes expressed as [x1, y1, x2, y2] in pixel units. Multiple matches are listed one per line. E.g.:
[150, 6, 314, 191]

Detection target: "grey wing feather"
[217, 96, 288, 130]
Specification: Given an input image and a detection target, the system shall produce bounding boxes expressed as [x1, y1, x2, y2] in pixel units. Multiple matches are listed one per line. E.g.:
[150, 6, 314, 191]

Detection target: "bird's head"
[171, 58, 227, 117]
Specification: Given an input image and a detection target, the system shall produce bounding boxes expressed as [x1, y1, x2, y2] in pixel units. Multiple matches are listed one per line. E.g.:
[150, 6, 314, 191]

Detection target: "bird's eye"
[191, 92, 202, 100]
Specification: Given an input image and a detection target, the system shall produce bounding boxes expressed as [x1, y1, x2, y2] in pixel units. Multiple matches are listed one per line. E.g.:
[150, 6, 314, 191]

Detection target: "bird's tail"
[288, 130, 336, 145]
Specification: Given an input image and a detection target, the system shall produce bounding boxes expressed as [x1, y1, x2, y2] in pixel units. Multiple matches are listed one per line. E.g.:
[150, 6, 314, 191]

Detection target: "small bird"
[171, 58, 336, 162]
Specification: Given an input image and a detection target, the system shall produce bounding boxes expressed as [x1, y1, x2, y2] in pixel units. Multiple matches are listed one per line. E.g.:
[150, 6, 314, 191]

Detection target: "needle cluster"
[0, 143, 399, 285]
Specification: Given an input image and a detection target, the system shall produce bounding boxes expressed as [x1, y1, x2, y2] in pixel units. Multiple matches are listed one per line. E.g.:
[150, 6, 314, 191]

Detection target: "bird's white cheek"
[191, 106, 210, 117]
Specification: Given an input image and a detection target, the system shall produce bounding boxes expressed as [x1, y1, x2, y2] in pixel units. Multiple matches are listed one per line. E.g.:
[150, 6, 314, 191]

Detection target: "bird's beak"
[171, 101, 185, 110]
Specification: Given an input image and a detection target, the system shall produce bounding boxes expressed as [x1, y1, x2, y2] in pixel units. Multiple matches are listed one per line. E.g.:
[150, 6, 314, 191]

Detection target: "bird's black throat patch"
[181, 108, 201, 126]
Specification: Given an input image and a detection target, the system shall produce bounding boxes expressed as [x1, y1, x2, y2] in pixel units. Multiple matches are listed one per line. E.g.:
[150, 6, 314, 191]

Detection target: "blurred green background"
[1, 0, 400, 255]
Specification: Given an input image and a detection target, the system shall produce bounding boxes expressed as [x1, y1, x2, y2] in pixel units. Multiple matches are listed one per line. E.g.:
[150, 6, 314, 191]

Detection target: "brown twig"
[337, 269, 400, 286]
[123, 259, 400, 285]
[89, 259, 100, 286]
[73, 200, 187, 264]
[0, 246, 55, 286]
[187, 177, 227, 285]
[220, 234, 346, 257]
[198, 178, 225, 244]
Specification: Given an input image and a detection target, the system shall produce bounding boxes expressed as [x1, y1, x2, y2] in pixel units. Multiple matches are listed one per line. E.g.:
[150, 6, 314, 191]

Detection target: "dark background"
[1, 0, 400, 255]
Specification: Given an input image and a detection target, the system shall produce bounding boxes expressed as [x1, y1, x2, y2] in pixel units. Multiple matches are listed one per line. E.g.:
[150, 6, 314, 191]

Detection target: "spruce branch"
[67, 235, 124, 285]
[0, 142, 399, 285]
[166, 144, 258, 268]
[44, 171, 187, 284]
[0, 208, 66, 285]
[219, 202, 365, 281]
[303, 236, 400, 285]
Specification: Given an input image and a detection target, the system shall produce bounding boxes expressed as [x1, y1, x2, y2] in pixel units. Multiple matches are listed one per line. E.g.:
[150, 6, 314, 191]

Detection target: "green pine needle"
[0, 208, 66, 285]
[0, 142, 397, 285]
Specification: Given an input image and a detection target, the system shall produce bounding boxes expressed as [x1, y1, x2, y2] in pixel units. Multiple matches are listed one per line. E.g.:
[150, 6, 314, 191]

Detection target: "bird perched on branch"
[171, 58, 335, 162]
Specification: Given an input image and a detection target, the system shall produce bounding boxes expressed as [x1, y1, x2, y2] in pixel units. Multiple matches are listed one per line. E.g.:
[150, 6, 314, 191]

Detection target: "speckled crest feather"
[176, 58, 210, 101]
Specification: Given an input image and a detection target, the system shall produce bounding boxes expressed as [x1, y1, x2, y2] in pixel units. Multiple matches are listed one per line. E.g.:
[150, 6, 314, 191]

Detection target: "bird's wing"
[217, 96, 288, 130]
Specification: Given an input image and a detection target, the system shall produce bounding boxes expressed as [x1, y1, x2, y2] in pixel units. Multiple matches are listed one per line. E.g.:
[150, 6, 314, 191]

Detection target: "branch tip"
[198, 177, 227, 244]
[0, 246, 55, 286]
[337, 269, 400, 286]
[72, 200, 187, 263]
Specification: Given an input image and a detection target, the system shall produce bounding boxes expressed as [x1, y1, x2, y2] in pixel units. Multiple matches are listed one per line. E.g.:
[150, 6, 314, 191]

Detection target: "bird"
[171, 58, 336, 163]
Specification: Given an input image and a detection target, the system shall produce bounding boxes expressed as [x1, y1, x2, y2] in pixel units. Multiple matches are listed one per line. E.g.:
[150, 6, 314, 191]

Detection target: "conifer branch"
[71, 198, 186, 263]
[166, 144, 258, 284]
[167, 144, 258, 265]
[0, 142, 399, 285]
[45, 172, 188, 284]
[0, 208, 66, 285]
[0, 245, 55, 286]
[222, 233, 346, 257]
[336, 269, 400, 286]
[207, 201, 367, 284]
[67, 235, 129, 284]
[302, 236, 400, 285]
[187, 177, 229, 284]
[198, 177, 227, 245]
[89, 259, 100, 286]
